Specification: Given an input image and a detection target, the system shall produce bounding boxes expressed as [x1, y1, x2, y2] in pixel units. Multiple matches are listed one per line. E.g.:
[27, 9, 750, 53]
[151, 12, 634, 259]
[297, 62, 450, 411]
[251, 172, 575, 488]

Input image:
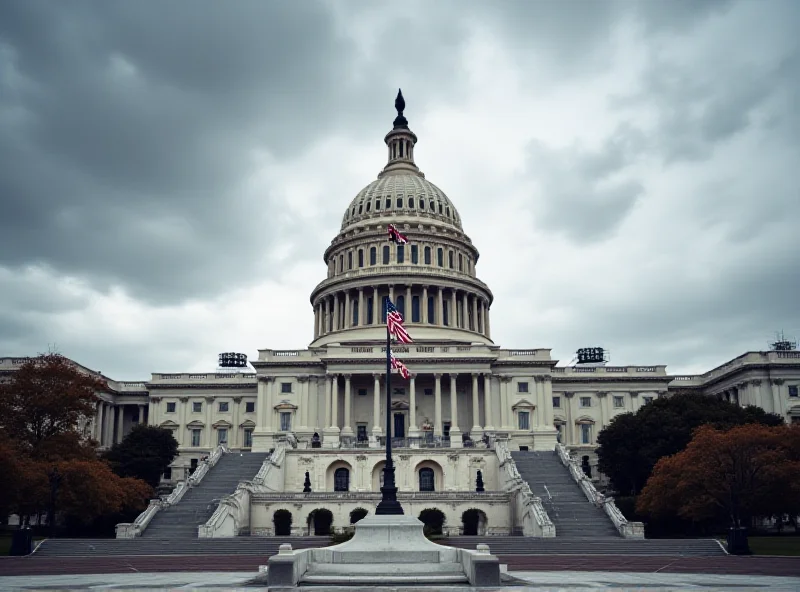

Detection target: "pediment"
[186, 419, 205, 428]
[240, 419, 256, 428]
[212, 419, 232, 428]
[274, 400, 298, 411]
[574, 415, 595, 425]
[511, 398, 536, 410]
[553, 415, 567, 424]
[159, 420, 179, 429]
[391, 400, 410, 411]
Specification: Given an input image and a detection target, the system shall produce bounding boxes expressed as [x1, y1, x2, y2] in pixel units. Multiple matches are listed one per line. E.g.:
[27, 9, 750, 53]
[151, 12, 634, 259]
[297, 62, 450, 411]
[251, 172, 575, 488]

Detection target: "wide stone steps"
[511, 450, 621, 538]
[140, 452, 267, 539]
[32, 535, 725, 557]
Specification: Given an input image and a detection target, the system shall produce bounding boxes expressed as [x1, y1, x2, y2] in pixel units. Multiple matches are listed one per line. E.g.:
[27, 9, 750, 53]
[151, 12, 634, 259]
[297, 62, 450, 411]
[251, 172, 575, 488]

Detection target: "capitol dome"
[309, 90, 494, 348]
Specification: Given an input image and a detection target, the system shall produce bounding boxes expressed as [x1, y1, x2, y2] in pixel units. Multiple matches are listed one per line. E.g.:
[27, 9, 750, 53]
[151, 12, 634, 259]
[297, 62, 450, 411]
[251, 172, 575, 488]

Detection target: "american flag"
[390, 351, 410, 379]
[386, 299, 413, 344]
[387, 224, 408, 244]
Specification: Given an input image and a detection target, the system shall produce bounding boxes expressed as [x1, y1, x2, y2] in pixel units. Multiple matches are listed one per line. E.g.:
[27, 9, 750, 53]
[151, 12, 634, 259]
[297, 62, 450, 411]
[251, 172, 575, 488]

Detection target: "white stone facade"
[2, 96, 800, 497]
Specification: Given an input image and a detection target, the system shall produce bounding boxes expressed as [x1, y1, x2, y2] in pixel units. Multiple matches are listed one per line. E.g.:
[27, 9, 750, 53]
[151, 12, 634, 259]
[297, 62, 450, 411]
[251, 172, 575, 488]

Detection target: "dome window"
[370, 247, 377, 266]
[438, 203, 443, 214]
[358, 204, 363, 214]
[351, 206, 356, 216]
[385, 197, 391, 209]
[437, 248, 444, 267]
[408, 197, 414, 209]
[358, 249, 364, 268]
[382, 245, 390, 265]
[429, 200, 435, 211]
[446, 206, 451, 217]
[424, 246, 431, 265]
[396, 196, 403, 208]
[375, 199, 381, 210]
[366, 201, 371, 212]
[420, 199, 425, 210]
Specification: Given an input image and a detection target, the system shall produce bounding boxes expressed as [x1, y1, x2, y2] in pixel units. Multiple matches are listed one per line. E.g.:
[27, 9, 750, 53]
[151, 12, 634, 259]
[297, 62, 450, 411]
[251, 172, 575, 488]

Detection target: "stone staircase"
[33, 535, 726, 557]
[511, 450, 619, 537]
[141, 452, 267, 539]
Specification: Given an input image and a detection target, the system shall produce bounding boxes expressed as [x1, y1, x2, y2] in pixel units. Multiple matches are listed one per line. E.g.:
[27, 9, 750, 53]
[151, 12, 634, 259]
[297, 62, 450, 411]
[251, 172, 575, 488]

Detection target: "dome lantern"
[379, 89, 422, 179]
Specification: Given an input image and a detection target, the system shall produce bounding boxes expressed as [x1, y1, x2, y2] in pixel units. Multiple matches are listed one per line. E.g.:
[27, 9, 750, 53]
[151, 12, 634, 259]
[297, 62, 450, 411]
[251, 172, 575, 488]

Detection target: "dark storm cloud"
[526, 125, 647, 243]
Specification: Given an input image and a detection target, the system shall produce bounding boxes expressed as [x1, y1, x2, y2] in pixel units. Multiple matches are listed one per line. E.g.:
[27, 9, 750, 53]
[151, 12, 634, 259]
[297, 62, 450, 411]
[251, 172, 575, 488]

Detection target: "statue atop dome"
[393, 88, 409, 130]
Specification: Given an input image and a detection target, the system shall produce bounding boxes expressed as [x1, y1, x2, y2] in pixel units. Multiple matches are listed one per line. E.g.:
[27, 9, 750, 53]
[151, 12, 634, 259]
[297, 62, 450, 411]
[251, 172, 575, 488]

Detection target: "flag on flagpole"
[390, 351, 410, 379]
[387, 224, 409, 244]
[386, 300, 413, 344]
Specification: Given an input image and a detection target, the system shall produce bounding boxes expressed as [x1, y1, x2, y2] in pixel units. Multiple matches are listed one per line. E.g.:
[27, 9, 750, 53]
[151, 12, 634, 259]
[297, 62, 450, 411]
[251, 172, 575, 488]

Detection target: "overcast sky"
[1, 0, 797, 380]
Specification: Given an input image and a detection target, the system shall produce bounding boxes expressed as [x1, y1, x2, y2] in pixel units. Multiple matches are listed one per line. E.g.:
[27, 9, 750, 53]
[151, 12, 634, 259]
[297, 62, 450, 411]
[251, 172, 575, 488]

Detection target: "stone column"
[434, 373, 443, 436]
[422, 286, 429, 323]
[597, 392, 608, 429]
[138, 403, 147, 425]
[373, 287, 379, 324]
[533, 377, 544, 426]
[408, 374, 418, 436]
[178, 397, 188, 447]
[258, 377, 275, 434]
[406, 285, 412, 320]
[358, 288, 365, 326]
[298, 377, 309, 430]
[333, 293, 340, 331]
[462, 292, 468, 329]
[499, 377, 510, 428]
[564, 392, 575, 444]
[471, 294, 478, 332]
[313, 305, 319, 338]
[345, 291, 351, 329]
[771, 379, 785, 417]
[483, 374, 494, 431]
[150, 398, 160, 428]
[105, 404, 114, 447]
[543, 378, 555, 427]
[205, 397, 214, 447]
[437, 288, 444, 327]
[325, 375, 333, 428]
[96, 401, 105, 444]
[372, 373, 382, 436]
[309, 377, 320, 431]
[450, 290, 457, 327]
[388, 284, 394, 306]
[449, 374, 461, 445]
[342, 374, 353, 436]
[471, 373, 482, 436]
[331, 375, 339, 429]
[485, 301, 491, 338]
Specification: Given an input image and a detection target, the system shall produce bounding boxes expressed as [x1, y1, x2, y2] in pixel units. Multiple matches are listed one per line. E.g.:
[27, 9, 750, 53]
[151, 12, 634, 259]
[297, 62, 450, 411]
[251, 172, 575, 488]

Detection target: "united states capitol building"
[3, 94, 799, 539]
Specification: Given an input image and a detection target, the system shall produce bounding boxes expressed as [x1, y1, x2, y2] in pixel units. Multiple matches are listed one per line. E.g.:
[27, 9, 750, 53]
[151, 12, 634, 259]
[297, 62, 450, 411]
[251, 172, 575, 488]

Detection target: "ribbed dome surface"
[340, 174, 463, 231]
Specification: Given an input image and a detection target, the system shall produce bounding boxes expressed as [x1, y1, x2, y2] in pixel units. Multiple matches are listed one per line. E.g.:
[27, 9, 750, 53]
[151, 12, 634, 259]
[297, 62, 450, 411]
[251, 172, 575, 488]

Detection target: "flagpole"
[376, 296, 403, 515]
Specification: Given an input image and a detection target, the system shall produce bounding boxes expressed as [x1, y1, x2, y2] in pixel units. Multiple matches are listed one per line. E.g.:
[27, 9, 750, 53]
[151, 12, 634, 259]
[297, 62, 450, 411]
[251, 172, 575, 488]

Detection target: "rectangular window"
[166, 402, 176, 413]
[518, 412, 530, 430]
[424, 246, 431, 265]
[370, 247, 377, 266]
[552, 396, 561, 408]
[411, 296, 420, 322]
[348, 251, 353, 269]
[643, 396, 654, 404]
[424, 388, 433, 396]
[580, 397, 591, 408]
[458, 253, 463, 271]
[581, 424, 592, 444]
[397, 244, 404, 263]
[245, 401, 255, 413]
[217, 428, 228, 445]
[518, 382, 529, 393]
[448, 251, 454, 268]
[358, 250, 364, 268]
[357, 424, 368, 441]
[281, 382, 292, 393]
[219, 402, 229, 413]
[191, 429, 201, 447]
[280, 412, 292, 432]
[367, 297, 373, 324]
[437, 248, 444, 267]
[613, 396, 624, 408]
[789, 385, 798, 397]
[244, 429, 253, 448]
[411, 245, 418, 264]
[193, 402, 202, 413]
[382, 245, 390, 264]
[427, 297, 435, 324]
[357, 388, 367, 396]
[443, 300, 449, 326]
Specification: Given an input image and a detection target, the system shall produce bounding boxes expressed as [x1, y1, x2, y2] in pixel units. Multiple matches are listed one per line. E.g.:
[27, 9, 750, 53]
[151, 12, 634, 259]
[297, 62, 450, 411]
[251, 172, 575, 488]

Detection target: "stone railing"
[552, 365, 668, 376]
[251, 491, 509, 502]
[494, 440, 555, 538]
[312, 264, 492, 294]
[149, 372, 257, 382]
[555, 444, 644, 539]
[199, 445, 284, 538]
[116, 445, 229, 538]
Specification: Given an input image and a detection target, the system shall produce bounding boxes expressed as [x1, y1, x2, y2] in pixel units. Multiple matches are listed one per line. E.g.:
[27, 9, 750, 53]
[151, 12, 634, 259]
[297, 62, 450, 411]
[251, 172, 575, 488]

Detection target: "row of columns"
[256, 372, 554, 439]
[313, 285, 491, 339]
[716, 378, 786, 416]
[149, 396, 254, 448]
[93, 400, 146, 448]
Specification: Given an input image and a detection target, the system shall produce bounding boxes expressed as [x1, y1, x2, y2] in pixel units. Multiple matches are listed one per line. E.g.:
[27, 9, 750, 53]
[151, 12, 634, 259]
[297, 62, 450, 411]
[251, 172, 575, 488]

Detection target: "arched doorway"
[461, 509, 487, 536]
[350, 508, 368, 524]
[307, 509, 334, 536]
[273, 509, 292, 536]
[418, 508, 445, 536]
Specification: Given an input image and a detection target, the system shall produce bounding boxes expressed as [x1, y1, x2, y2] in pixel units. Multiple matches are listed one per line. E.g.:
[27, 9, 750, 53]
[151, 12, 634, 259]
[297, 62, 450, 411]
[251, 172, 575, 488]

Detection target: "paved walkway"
[1, 553, 799, 577]
[1, 570, 800, 591]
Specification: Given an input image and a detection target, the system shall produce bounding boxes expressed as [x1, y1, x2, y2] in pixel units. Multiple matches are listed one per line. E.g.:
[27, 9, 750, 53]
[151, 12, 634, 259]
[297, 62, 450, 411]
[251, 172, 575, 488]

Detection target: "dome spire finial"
[393, 88, 409, 129]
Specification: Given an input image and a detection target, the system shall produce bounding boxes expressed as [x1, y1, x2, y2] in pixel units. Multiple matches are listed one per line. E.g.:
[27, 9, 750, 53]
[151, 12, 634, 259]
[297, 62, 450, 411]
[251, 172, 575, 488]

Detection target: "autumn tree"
[0, 353, 107, 458]
[637, 424, 800, 531]
[105, 424, 179, 488]
[596, 392, 784, 496]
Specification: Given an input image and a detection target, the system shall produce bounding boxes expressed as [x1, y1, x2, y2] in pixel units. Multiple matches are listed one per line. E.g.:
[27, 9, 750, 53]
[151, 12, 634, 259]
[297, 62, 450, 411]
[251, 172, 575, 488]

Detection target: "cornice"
[145, 382, 257, 391]
[551, 376, 672, 384]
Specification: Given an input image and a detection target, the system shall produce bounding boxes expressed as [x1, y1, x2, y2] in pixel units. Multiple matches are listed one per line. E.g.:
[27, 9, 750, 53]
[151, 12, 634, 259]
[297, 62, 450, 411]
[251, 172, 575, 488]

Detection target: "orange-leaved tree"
[0, 353, 107, 456]
[637, 423, 800, 528]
